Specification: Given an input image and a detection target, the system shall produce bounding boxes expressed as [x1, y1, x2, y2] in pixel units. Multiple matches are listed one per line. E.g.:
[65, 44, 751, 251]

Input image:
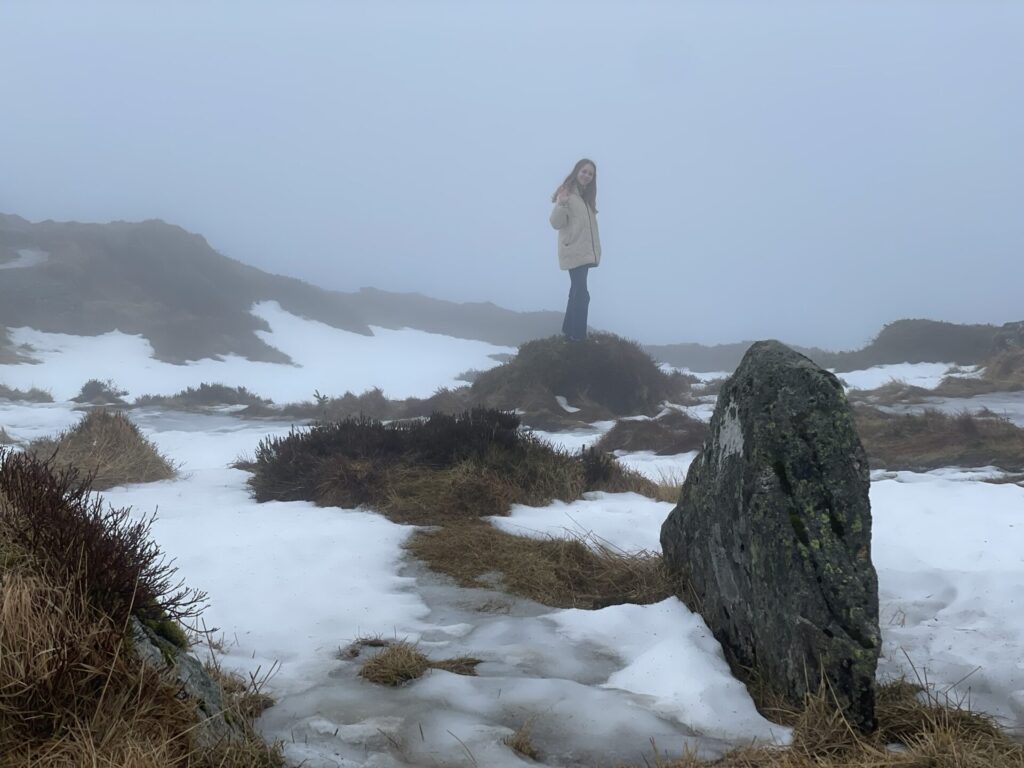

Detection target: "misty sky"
[2, 1, 1022, 349]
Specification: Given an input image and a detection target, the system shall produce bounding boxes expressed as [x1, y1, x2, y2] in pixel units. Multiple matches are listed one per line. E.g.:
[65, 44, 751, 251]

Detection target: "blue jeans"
[562, 265, 591, 341]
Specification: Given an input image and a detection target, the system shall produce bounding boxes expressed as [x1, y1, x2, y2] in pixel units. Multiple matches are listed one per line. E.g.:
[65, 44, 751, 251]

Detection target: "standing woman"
[550, 158, 601, 342]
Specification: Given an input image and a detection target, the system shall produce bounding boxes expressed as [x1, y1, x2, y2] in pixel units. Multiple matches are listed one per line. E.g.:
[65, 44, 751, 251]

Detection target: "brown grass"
[854, 406, 1024, 471]
[0, 450, 282, 766]
[932, 349, 1024, 397]
[28, 410, 176, 490]
[503, 720, 539, 761]
[849, 350, 1024, 404]
[622, 679, 1024, 767]
[357, 640, 482, 687]
[405, 523, 673, 610]
[846, 379, 936, 406]
[0, 562, 283, 767]
[650, 468, 688, 504]
[595, 410, 709, 455]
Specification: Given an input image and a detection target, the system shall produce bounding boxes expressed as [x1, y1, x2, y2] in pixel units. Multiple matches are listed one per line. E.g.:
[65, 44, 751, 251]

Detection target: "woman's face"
[576, 164, 595, 188]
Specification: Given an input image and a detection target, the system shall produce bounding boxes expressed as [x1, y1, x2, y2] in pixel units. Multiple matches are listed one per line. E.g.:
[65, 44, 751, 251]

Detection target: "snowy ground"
[2, 309, 1023, 766]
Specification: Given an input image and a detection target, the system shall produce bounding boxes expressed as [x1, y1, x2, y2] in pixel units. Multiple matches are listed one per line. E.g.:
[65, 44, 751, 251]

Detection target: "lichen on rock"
[660, 340, 880, 731]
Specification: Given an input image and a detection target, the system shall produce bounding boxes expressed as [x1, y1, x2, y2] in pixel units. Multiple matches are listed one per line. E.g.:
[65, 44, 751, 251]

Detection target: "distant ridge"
[646, 319, 1000, 374]
[0, 214, 1011, 371]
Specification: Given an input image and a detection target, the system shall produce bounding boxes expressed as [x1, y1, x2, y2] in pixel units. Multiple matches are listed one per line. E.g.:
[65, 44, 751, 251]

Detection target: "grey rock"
[130, 617, 246, 749]
[660, 340, 880, 731]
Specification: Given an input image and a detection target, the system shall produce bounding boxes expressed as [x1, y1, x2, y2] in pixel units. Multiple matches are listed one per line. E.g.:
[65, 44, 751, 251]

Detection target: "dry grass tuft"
[621, 677, 1024, 767]
[503, 720, 539, 761]
[854, 405, 1024, 471]
[406, 523, 673, 610]
[28, 410, 176, 490]
[653, 467, 688, 504]
[357, 640, 481, 687]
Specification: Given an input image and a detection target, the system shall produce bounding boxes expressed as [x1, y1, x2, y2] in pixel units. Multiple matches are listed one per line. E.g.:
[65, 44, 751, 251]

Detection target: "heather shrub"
[72, 378, 129, 404]
[135, 382, 272, 409]
[0, 449, 203, 631]
[471, 333, 687, 424]
[0, 449, 281, 765]
[249, 408, 652, 523]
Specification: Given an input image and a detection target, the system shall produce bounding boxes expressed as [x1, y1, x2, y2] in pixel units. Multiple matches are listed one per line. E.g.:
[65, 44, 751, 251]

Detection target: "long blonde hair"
[551, 158, 598, 212]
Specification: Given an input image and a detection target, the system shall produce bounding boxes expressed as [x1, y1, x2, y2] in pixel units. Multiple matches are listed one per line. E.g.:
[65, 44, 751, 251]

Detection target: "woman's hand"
[556, 186, 570, 204]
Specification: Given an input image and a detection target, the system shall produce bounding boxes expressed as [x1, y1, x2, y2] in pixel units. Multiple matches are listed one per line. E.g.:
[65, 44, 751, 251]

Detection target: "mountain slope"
[0, 214, 562, 364]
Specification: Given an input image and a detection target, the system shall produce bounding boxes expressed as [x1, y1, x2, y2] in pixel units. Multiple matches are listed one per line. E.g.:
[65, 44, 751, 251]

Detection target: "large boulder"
[660, 340, 880, 731]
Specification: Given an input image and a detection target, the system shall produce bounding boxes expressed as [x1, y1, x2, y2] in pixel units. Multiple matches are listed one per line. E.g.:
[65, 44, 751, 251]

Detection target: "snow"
[835, 362, 959, 391]
[0, 301, 515, 402]
[0, 248, 49, 269]
[3, 311, 1024, 765]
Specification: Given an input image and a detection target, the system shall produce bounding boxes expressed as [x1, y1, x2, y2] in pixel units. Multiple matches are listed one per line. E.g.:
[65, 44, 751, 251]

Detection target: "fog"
[1, 0, 1022, 349]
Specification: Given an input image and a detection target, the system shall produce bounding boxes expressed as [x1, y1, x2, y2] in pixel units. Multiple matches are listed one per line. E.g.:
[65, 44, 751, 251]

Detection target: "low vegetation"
[249, 408, 654, 524]
[0, 449, 282, 766]
[355, 640, 482, 687]
[249, 408, 668, 609]
[932, 348, 1024, 397]
[72, 377, 130, 405]
[595, 409, 709, 456]
[406, 523, 673, 609]
[135, 382, 272, 409]
[848, 350, 1024, 405]
[28, 410, 176, 490]
[0, 383, 53, 403]
[854, 406, 1024, 471]
[624, 679, 1023, 767]
[647, 318, 1002, 374]
[471, 333, 694, 426]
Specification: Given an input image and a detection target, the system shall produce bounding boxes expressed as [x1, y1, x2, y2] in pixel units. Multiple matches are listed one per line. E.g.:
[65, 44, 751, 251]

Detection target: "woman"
[550, 158, 602, 342]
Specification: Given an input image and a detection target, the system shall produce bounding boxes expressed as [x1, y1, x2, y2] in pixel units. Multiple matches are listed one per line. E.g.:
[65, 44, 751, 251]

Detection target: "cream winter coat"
[549, 191, 601, 271]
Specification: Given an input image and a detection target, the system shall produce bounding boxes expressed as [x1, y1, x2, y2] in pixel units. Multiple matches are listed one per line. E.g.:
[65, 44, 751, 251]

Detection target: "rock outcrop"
[993, 321, 1024, 353]
[660, 340, 880, 730]
[131, 619, 247, 749]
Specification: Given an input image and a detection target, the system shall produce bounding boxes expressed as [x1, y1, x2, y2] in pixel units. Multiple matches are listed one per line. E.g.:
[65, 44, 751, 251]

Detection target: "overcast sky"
[2, 1, 1022, 349]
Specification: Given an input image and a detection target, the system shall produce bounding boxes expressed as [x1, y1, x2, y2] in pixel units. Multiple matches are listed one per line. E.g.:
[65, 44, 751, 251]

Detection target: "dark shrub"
[0, 449, 205, 628]
[72, 378, 129, 405]
[135, 382, 272, 408]
[248, 408, 654, 521]
[471, 333, 678, 419]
